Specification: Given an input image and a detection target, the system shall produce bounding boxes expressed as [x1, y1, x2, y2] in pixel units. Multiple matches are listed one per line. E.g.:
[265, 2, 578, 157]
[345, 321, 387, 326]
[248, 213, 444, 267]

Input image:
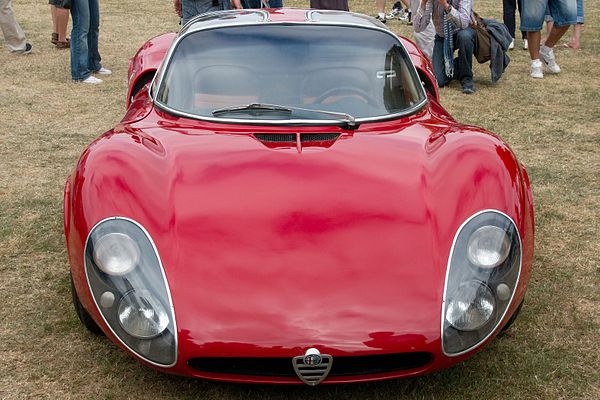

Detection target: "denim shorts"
[521, 0, 577, 31]
[544, 0, 583, 24]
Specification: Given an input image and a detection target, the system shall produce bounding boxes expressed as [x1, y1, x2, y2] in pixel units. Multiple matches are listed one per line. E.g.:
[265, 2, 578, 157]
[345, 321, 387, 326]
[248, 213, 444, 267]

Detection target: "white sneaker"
[80, 75, 103, 84]
[530, 59, 543, 79]
[523, 39, 528, 50]
[509, 39, 514, 50]
[539, 46, 561, 73]
[95, 67, 112, 75]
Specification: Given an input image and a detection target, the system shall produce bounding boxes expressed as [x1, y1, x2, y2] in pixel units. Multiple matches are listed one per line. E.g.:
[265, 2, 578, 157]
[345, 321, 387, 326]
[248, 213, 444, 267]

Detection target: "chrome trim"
[292, 349, 333, 386]
[440, 209, 523, 357]
[83, 216, 178, 368]
[180, 9, 270, 36]
[151, 15, 428, 126]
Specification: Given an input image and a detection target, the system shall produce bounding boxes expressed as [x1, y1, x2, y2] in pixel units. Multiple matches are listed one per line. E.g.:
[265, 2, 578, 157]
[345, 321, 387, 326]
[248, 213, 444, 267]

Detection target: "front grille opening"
[188, 352, 433, 377]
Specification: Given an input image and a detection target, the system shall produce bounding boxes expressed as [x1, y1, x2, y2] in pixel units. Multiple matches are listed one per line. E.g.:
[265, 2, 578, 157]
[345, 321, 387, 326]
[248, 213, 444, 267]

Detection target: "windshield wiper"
[212, 103, 359, 130]
[212, 103, 293, 116]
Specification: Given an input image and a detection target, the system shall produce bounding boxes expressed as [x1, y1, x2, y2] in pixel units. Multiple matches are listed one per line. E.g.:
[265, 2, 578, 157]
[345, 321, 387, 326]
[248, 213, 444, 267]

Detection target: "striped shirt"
[413, 0, 473, 37]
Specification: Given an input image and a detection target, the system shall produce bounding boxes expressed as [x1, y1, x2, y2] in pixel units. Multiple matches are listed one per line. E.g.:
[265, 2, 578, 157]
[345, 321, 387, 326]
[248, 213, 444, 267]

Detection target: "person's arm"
[230, 0, 243, 9]
[413, 0, 433, 33]
[439, 0, 472, 30]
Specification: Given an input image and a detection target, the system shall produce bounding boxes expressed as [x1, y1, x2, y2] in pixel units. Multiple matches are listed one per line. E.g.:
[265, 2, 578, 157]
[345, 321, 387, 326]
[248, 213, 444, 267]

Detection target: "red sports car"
[65, 9, 534, 386]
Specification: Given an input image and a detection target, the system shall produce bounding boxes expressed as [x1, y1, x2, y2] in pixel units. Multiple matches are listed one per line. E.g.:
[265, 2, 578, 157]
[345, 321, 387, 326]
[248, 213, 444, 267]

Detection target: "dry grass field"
[1, 0, 599, 398]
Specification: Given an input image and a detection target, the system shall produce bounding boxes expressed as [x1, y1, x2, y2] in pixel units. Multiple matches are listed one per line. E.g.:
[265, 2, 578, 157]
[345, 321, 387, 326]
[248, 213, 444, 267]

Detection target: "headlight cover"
[442, 210, 521, 356]
[84, 217, 177, 366]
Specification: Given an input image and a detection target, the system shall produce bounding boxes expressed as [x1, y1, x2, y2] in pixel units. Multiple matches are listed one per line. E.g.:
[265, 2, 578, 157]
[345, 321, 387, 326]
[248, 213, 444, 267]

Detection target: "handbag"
[471, 12, 491, 64]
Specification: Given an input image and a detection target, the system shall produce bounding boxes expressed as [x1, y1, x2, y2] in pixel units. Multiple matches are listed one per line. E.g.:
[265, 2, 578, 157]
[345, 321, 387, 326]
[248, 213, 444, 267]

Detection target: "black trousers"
[503, 0, 526, 40]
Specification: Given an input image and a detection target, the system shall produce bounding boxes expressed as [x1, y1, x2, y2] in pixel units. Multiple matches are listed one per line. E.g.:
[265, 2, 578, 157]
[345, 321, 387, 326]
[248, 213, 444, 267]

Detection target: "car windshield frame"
[152, 21, 428, 126]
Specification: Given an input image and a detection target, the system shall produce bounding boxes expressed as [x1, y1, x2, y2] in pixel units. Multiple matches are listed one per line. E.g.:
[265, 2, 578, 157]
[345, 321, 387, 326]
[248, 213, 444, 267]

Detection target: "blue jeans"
[70, 0, 101, 81]
[432, 28, 476, 88]
[521, 0, 577, 31]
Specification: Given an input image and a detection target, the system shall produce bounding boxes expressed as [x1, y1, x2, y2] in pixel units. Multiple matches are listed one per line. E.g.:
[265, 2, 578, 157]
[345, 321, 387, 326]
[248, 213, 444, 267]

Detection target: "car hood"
[73, 110, 528, 356]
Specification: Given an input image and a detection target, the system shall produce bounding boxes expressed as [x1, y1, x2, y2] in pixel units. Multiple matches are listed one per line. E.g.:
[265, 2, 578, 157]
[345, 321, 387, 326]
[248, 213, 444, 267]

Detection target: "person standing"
[520, 0, 576, 79]
[413, 0, 476, 94]
[502, 0, 527, 49]
[70, 0, 110, 83]
[0, 0, 32, 54]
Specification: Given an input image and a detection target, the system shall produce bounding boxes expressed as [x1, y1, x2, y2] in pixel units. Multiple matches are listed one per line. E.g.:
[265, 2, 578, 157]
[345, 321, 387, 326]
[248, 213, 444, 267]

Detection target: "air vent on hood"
[253, 133, 341, 151]
[254, 134, 296, 143]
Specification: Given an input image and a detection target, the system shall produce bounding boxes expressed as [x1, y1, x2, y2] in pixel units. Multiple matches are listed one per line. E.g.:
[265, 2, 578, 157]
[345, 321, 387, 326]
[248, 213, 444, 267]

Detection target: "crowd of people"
[1, 0, 585, 89]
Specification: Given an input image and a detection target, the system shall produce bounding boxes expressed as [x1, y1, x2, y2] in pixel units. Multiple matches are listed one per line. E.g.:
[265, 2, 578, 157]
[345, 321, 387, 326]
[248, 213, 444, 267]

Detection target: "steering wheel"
[313, 86, 379, 108]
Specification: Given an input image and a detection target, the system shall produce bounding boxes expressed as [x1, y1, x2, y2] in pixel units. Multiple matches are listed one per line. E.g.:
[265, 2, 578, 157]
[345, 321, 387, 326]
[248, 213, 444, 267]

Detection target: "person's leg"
[70, 0, 91, 80]
[454, 27, 476, 92]
[376, 0, 386, 21]
[517, 0, 526, 40]
[0, 0, 28, 52]
[50, 5, 58, 36]
[565, 0, 583, 48]
[87, 0, 101, 72]
[544, 0, 576, 47]
[56, 6, 69, 43]
[503, 0, 517, 39]
[521, 0, 547, 61]
[432, 35, 452, 88]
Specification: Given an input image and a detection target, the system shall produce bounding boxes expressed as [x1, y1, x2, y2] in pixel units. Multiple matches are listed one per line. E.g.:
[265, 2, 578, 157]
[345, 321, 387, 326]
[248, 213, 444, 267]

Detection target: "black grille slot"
[188, 352, 433, 377]
[254, 134, 296, 143]
[300, 133, 340, 142]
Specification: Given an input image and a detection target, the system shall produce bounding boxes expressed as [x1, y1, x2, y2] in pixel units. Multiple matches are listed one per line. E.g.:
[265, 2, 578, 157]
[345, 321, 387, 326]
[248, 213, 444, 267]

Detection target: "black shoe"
[375, 15, 387, 24]
[462, 83, 476, 94]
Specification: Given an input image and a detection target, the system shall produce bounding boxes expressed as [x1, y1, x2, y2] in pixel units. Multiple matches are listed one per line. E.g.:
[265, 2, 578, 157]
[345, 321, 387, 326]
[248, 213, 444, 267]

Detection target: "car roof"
[180, 8, 387, 36]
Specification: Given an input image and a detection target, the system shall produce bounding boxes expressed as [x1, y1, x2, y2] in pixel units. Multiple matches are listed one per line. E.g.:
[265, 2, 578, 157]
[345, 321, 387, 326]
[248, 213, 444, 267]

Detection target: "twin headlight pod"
[442, 210, 521, 356]
[84, 218, 177, 367]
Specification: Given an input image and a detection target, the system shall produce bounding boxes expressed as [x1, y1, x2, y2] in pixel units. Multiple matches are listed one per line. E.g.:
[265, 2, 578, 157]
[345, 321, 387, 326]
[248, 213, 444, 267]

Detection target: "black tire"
[71, 275, 105, 336]
[501, 298, 524, 333]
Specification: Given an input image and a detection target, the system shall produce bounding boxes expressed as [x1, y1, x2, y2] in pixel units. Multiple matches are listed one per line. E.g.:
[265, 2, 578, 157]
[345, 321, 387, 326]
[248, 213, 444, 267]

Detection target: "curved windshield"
[156, 24, 426, 122]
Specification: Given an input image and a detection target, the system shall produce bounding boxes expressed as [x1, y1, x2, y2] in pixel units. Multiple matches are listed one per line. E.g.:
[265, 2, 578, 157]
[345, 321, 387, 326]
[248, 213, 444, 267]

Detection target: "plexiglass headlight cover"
[84, 217, 177, 366]
[442, 210, 521, 356]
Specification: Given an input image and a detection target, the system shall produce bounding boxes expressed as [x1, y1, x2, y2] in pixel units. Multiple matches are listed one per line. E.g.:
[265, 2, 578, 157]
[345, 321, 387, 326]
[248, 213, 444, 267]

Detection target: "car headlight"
[93, 233, 140, 276]
[442, 210, 521, 356]
[467, 226, 510, 268]
[84, 217, 177, 366]
[118, 290, 170, 339]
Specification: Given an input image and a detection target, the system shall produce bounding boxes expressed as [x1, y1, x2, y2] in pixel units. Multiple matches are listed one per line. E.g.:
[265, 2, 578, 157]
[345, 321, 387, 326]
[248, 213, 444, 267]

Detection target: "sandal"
[56, 41, 70, 49]
[51, 32, 58, 45]
[561, 42, 580, 50]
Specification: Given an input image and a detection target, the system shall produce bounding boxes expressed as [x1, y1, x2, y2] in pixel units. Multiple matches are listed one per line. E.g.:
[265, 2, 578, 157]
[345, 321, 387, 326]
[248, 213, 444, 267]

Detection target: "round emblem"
[303, 348, 322, 366]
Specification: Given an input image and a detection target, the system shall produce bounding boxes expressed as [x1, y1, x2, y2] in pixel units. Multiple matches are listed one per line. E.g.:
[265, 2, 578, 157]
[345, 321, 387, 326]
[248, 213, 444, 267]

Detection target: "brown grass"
[1, 0, 599, 398]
